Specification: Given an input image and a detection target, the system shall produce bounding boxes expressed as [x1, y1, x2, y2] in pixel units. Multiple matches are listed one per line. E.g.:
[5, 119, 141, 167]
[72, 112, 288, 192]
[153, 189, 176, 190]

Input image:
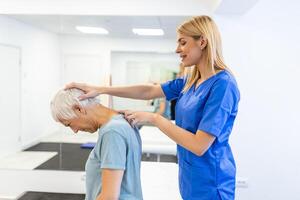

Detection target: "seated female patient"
[50, 88, 143, 200]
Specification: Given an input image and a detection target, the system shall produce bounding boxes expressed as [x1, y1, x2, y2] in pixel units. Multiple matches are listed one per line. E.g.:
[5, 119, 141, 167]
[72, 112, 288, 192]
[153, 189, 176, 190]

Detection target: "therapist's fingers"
[65, 82, 100, 100]
[118, 110, 134, 123]
[78, 91, 100, 100]
[117, 110, 127, 115]
[127, 114, 139, 127]
[131, 119, 138, 126]
[78, 93, 91, 100]
[123, 112, 134, 121]
[121, 110, 135, 118]
[125, 113, 137, 122]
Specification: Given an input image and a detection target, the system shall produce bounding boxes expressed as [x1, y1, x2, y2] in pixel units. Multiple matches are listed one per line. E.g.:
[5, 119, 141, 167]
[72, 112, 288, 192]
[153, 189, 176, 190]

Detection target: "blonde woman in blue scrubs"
[67, 15, 240, 200]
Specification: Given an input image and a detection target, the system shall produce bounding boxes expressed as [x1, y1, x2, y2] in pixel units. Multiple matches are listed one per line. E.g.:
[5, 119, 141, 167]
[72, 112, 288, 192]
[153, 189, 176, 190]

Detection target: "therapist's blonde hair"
[177, 15, 228, 92]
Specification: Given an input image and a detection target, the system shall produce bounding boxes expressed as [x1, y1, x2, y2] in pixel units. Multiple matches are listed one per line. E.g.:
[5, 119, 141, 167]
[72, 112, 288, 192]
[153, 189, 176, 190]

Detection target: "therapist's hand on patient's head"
[65, 82, 100, 100]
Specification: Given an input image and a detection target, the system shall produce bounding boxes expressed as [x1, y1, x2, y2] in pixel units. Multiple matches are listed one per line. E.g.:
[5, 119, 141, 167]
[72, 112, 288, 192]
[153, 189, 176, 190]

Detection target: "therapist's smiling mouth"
[180, 55, 187, 61]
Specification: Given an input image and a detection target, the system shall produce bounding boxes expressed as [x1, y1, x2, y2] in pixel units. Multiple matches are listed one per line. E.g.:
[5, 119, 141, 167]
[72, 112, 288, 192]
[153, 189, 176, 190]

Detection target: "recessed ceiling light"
[132, 28, 164, 36]
[76, 26, 109, 34]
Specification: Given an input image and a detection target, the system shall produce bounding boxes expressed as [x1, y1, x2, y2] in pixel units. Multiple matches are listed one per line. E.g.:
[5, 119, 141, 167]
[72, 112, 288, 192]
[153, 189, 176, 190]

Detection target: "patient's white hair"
[50, 88, 100, 121]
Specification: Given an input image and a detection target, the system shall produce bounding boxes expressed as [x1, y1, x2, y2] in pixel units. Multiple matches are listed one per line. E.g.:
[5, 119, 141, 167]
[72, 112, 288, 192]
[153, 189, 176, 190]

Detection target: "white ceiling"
[0, 0, 219, 16]
[9, 15, 191, 39]
[5, 0, 259, 39]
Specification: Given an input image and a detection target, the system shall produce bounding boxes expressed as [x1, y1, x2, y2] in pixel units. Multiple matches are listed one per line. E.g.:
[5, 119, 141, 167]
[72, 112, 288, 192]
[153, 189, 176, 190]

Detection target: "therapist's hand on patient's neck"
[65, 82, 101, 100]
[119, 110, 157, 126]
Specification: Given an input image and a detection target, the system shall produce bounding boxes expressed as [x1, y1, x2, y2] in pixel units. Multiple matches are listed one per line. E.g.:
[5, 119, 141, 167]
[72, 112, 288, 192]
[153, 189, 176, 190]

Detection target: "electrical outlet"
[236, 177, 248, 188]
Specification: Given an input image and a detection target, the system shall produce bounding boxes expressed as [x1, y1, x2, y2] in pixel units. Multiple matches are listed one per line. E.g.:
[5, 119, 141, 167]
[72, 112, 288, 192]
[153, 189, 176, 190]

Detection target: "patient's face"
[59, 116, 98, 133]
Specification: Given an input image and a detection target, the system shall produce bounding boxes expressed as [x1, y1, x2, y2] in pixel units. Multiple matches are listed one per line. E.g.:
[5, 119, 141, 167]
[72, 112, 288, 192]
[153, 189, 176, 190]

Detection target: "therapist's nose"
[175, 45, 181, 54]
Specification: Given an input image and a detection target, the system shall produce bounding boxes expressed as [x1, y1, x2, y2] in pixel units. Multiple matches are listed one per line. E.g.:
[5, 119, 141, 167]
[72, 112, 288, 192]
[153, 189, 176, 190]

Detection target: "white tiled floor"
[0, 151, 57, 170]
[0, 162, 181, 200]
[0, 128, 180, 199]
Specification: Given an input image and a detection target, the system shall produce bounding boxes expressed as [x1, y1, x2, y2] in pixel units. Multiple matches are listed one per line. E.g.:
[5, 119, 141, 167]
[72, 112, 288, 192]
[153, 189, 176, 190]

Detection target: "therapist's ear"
[196, 36, 207, 50]
[72, 104, 86, 116]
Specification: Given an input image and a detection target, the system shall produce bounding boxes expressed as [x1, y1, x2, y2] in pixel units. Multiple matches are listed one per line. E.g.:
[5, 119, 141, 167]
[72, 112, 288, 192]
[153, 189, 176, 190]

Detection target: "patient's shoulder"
[102, 116, 134, 138]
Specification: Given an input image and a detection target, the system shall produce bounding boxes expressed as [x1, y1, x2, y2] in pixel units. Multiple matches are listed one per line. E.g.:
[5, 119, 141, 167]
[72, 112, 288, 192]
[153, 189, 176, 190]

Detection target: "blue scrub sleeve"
[160, 77, 185, 101]
[197, 78, 238, 137]
[99, 131, 127, 170]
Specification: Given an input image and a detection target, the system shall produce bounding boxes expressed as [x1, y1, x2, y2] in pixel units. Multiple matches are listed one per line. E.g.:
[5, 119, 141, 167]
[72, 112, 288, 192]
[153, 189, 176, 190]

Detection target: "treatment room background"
[0, 0, 299, 199]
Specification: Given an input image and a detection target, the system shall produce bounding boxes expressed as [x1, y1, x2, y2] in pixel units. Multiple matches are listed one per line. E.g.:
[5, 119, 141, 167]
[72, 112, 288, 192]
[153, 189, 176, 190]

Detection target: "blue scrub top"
[161, 70, 240, 200]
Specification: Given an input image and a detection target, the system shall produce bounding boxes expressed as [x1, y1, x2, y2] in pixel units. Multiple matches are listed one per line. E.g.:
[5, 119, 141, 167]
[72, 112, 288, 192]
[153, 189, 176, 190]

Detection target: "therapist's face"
[176, 33, 205, 67]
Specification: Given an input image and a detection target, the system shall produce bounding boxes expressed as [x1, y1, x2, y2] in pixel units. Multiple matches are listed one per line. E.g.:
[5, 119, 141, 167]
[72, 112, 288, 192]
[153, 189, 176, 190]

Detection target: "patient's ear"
[72, 104, 86, 115]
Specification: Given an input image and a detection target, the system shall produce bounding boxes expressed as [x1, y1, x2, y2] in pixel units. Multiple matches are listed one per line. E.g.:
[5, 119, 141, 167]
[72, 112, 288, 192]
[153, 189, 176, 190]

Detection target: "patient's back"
[85, 114, 143, 200]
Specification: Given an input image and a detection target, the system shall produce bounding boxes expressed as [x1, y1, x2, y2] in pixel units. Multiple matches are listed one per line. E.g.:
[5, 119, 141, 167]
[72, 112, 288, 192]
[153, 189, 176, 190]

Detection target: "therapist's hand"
[119, 110, 157, 126]
[65, 82, 101, 100]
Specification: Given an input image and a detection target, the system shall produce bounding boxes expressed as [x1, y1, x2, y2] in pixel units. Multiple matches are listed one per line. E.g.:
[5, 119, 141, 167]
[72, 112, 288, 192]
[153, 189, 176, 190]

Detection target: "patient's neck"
[93, 104, 118, 127]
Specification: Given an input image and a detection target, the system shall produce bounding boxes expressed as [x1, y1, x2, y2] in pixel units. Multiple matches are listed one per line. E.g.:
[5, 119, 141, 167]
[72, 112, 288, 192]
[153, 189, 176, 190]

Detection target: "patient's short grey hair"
[50, 88, 100, 121]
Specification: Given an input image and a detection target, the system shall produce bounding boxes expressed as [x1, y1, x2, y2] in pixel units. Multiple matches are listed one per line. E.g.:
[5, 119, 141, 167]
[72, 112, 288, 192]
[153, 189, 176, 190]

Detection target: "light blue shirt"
[85, 114, 143, 200]
[161, 70, 240, 200]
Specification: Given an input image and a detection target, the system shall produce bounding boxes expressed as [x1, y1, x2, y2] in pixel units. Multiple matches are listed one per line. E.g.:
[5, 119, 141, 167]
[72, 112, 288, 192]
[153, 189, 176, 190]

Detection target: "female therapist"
[67, 15, 240, 200]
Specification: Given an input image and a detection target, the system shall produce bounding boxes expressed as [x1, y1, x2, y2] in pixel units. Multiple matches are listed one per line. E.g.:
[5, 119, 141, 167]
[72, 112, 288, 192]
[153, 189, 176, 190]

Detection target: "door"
[0, 44, 21, 158]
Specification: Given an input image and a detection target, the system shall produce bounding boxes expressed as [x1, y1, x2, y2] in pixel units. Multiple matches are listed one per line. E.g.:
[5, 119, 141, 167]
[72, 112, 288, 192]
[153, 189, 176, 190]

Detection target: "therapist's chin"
[181, 61, 193, 68]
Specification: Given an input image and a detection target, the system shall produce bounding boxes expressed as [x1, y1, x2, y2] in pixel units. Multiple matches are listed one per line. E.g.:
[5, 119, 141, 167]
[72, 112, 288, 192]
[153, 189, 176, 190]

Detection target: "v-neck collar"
[193, 70, 226, 92]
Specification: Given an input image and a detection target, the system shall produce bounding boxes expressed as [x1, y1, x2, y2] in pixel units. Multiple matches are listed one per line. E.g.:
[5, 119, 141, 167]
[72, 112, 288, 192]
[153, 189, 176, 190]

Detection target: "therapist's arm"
[96, 169, 124, 200]
[66, 82, 165, 100]
[153, 114, 215, 156]
[125, 112, 215, 156]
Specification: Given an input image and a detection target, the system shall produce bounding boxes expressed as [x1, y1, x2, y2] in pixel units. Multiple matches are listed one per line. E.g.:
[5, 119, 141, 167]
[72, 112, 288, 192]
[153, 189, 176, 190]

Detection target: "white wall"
[60, 35, 178, 106]
[60, 35, 176, 63]
[0, 16, 61, 154]
[0, 44, 21, 158]
[111, 51, 179, 110]
[215, 0, 300, 199]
